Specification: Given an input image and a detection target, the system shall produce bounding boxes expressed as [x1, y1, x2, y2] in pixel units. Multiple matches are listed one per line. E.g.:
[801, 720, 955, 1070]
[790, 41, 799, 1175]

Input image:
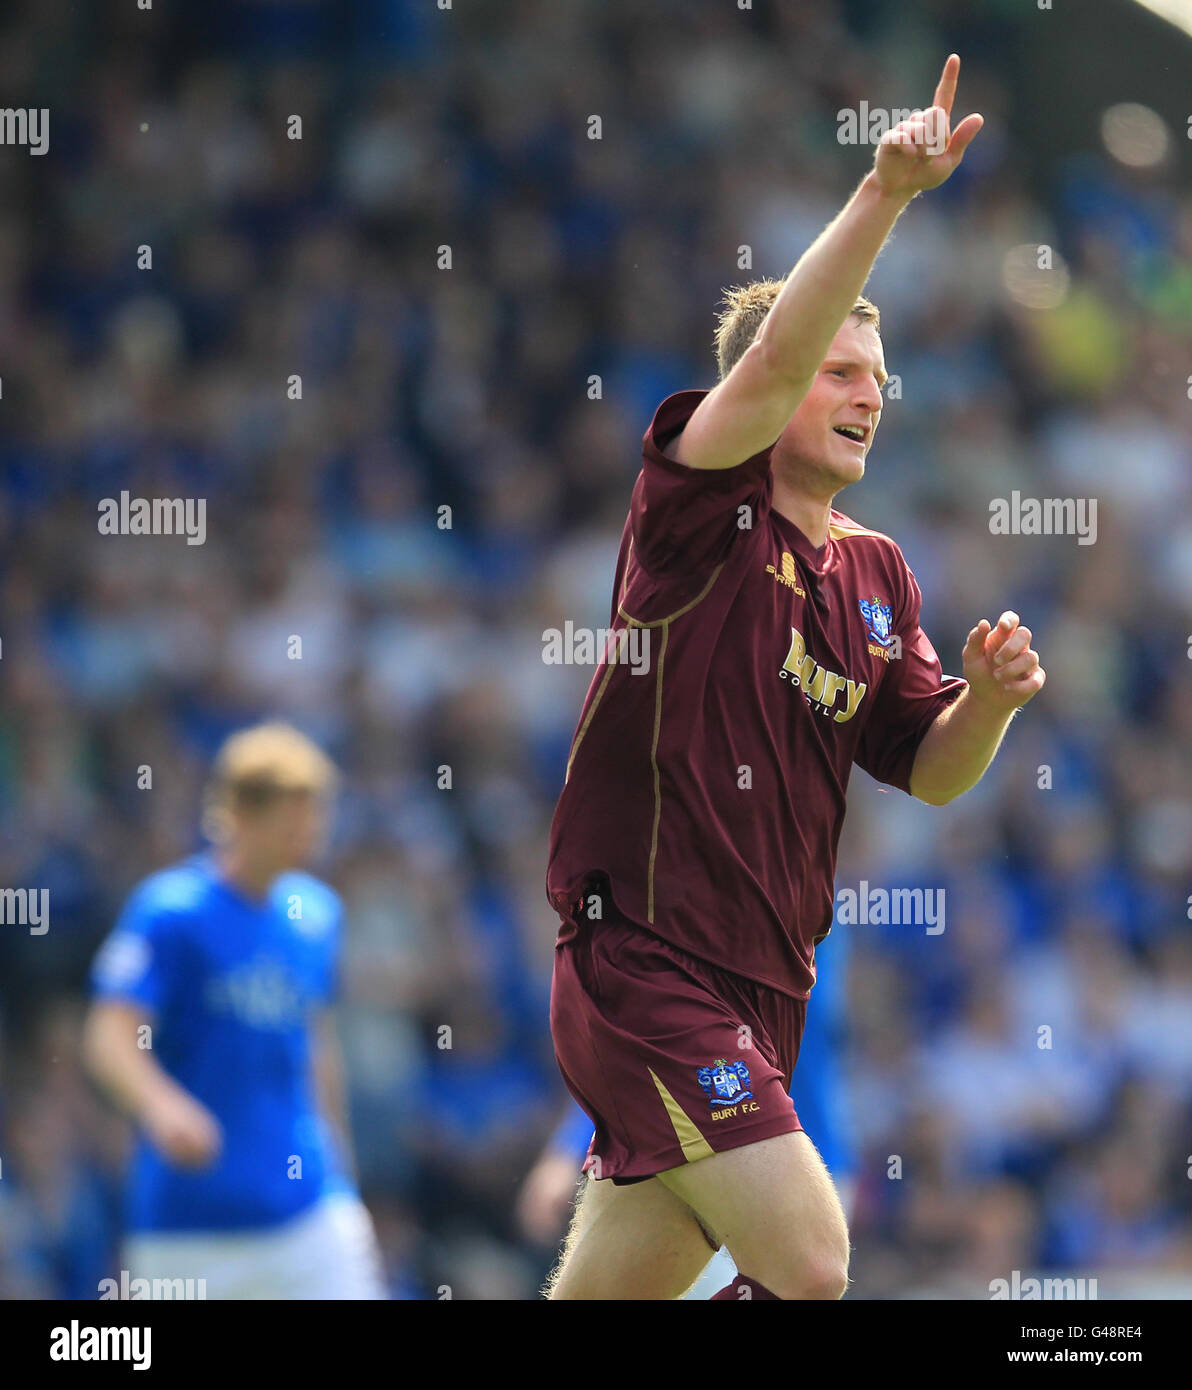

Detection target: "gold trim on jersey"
[626, 566, 726, 920]
[564, 661, 618, 785]
[649, 1067, 715, 1163]
[564, 558, 722, 786]
[828, 520, 894, 543]
[646, 622, 669, 921]
[563, 561, 724, 921]
[617, 562, 724, 629]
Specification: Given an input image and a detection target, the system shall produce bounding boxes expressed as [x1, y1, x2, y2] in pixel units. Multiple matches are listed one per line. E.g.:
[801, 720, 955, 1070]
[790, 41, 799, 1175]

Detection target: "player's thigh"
[679, 1170, 858, 1301]
[549, 1171, 716, 1301]
[655, 1130, 850, 1300]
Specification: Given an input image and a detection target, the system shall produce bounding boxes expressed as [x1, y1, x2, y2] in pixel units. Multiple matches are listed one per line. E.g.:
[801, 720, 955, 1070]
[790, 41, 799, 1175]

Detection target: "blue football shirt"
[91, 853, 350, 1234]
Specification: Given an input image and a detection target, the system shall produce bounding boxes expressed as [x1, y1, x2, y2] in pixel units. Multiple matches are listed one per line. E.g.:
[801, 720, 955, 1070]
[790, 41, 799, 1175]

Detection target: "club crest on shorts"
[858, 595, 894, 647]
[697, 1058, 753, 1107]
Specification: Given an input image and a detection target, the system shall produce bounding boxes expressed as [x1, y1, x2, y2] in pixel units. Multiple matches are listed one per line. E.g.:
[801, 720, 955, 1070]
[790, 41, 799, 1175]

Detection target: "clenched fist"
[962, 611, 1046, 712]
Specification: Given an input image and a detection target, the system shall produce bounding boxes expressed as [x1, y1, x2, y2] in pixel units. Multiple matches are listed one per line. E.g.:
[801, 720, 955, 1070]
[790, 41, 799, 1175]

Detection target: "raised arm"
[672, 54, 983, 471]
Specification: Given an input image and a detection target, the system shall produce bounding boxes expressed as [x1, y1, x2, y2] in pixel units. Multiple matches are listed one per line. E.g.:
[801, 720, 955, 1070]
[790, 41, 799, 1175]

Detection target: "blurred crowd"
[0, 0, 1190, 1298]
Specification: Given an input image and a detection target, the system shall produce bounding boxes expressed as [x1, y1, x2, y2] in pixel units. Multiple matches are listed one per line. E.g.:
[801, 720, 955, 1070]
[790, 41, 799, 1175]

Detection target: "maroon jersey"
[546, 389, 965, 999]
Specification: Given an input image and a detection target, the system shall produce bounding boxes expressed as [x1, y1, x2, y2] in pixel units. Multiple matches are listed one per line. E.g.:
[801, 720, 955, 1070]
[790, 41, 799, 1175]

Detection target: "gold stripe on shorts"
[648, 1067, 714, 1163]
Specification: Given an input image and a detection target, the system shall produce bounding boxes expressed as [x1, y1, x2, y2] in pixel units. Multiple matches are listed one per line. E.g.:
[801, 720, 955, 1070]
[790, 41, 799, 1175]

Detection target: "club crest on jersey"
[697, 1058, 753, 1107]
[858, 596, 897, 662]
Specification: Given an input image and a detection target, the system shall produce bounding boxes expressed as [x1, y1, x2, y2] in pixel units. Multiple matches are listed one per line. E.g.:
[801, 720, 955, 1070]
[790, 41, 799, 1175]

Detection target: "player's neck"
[214, 846, 280, 902]
[771, 481, 834, 550]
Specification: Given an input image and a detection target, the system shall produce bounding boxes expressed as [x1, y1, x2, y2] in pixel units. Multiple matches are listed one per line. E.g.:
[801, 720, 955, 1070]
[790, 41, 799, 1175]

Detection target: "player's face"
[236, 789, 329, 870]
[774, 318, 886, 491]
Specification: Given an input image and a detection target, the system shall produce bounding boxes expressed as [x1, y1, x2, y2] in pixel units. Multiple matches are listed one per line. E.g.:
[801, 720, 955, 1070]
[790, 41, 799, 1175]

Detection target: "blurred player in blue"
[518, 930, 855, 1298]
[83, 723, 385, 1299]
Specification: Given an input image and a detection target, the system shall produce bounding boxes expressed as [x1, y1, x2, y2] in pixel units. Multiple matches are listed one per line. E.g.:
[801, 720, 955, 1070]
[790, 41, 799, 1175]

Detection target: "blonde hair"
[715, 279, 880, 380]
[202, 722, 337, 840]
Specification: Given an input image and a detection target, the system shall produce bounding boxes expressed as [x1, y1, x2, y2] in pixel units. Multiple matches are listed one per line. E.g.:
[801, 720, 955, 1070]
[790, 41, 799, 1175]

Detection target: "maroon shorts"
[550, 898, 806, 1183]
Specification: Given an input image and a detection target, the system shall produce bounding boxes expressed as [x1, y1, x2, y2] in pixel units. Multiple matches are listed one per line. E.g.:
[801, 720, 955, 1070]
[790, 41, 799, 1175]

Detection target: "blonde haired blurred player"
[84, 723, 385, 1299]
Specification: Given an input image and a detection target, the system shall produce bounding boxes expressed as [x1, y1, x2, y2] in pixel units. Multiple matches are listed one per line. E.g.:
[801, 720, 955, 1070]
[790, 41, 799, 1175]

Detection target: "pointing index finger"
[931, 53, 960, 120]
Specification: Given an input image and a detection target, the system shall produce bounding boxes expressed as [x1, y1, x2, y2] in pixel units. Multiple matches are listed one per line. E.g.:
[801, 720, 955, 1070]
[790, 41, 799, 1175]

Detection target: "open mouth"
[833, 424, 869, 445]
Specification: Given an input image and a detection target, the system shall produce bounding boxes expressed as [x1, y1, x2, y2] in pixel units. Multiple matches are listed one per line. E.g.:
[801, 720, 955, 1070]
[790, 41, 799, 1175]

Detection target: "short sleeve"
[852, 569, 966, 794]
[90, 889, 182, 1015]
[631, 389, 775, 579]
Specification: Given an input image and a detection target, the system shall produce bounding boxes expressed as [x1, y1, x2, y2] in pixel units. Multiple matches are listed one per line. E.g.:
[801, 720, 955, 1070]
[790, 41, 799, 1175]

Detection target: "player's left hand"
[872, 54, 984, 200]
[962, 611, 1046, 711]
